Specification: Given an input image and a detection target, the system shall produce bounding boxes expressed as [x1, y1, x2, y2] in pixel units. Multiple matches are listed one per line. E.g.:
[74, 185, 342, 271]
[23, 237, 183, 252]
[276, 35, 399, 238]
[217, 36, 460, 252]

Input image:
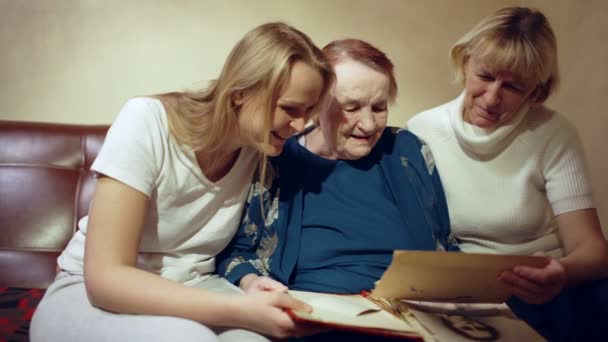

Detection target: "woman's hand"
[498, 253, 566, 304]
[236, 275, 330, 337]
[239, 274, 289, 293]
[228, 291, 315, 338]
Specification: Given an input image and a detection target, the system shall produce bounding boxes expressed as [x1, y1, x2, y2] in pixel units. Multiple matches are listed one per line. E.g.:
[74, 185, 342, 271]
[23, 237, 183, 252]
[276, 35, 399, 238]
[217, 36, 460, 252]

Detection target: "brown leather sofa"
[0, 120, 109, 340]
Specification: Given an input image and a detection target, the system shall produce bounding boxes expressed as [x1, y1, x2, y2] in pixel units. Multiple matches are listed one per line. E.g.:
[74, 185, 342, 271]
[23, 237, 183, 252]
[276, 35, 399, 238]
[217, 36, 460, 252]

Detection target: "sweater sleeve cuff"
[224, 262, 263, 285]
[552, 195, 594, 215]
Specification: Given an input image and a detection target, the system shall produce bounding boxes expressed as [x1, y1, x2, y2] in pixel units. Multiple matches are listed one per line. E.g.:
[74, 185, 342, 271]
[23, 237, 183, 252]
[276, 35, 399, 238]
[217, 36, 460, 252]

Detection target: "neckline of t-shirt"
[187, 146, 252, 187]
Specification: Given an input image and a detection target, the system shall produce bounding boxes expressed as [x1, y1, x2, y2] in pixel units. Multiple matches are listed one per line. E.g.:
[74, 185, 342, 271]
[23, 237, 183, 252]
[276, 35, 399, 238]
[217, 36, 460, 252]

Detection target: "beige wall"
[1, 0, 606, 235]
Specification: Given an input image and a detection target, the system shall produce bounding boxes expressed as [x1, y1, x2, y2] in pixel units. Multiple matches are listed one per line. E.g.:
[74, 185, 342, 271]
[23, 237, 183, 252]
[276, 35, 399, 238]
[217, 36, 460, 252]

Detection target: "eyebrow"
[278, 100, 308, 107]
[338, 96, 360, 103]
[477, 67, 529, 85]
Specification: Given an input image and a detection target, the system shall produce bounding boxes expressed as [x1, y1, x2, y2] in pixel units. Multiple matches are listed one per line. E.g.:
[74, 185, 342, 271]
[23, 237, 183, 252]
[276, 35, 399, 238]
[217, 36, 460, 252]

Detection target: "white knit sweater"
[407, 94, 594, 257]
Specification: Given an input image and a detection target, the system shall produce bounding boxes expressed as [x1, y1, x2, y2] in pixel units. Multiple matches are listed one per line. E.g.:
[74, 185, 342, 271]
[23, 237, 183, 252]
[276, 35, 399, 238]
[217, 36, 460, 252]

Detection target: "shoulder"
[122, 96, 164, 109]
[273, 135, 300, 163]
[99, 97, 172, 167]
[377, 127, 425, 150]
[115, 97, 166, 124]
[380, 128, 433, 168]
[527, 106, 576, 131]
[376, 129, 438, 186]
[109, 97, 169, 139]
[271, 135, 304, 181]
[407, 99, 455, 128]
[395, 128, 436, 174]
[92, 98, 169, 196]
[392, 127, 423, 147]
[407, 98, 457, 142]
[522, 106, 580, 145]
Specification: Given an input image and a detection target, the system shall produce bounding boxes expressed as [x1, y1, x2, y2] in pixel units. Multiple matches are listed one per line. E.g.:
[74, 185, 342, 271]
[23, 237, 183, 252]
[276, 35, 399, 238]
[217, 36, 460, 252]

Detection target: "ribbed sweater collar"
[449, 92, 528, 156]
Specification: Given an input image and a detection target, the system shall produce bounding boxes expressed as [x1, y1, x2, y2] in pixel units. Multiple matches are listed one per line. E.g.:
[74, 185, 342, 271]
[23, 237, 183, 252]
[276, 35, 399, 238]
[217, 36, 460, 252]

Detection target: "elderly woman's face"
[463, 56, 537, 129]
[320, 59, 390, 160]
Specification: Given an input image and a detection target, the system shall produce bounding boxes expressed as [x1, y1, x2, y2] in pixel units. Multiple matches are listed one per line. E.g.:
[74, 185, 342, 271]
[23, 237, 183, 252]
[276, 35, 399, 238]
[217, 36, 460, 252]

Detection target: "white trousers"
[30, 272, 270, 342]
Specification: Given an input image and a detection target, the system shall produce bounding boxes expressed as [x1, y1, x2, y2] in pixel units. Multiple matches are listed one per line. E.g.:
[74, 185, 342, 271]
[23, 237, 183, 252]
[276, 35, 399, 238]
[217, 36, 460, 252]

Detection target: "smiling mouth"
[351, 134, 371, 142]
[475, 106, 500, 121]
[271, 131, 289, 141]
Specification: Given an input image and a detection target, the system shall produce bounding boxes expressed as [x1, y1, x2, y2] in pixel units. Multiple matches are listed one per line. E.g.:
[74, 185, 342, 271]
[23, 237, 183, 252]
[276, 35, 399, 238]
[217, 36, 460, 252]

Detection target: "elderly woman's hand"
[498, 253, 566, 304]
[239, 274, 289, 294]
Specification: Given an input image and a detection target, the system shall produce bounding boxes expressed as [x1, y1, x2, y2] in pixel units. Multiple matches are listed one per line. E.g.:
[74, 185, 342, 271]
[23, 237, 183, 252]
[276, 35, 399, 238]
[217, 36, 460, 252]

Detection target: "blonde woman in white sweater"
[407, 7, 608, 341]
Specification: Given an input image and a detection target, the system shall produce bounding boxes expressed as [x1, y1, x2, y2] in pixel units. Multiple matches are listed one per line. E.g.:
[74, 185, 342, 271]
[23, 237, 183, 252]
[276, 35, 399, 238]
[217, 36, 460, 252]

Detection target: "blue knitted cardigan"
[217, 127, 455, 289]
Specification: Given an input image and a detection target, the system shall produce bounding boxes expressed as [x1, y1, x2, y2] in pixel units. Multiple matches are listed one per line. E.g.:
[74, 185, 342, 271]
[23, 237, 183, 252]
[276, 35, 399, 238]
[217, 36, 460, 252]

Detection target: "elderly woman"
[218, 38, 452, 341]
[217, 38, 452, 299]
[407, 7, 608, 341]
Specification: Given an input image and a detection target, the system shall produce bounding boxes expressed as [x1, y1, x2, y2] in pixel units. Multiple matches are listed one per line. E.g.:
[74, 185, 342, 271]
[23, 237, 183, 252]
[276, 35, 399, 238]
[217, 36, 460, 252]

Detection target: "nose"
[357, 108, 377, 133]
[484, 83, 502, 107]
[290, 117, 307, 133]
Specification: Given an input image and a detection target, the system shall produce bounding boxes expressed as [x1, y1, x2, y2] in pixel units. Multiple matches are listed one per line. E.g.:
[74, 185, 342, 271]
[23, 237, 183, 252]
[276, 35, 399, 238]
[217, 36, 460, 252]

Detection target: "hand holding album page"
[372, 250, 549, 302]
[287, 290, 427, 340]
[287, 251, 548, 341]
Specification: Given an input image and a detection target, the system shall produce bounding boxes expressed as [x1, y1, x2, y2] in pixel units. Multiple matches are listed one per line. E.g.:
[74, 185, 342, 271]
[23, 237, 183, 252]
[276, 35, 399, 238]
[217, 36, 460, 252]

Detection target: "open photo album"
[287, 251, 548, 341]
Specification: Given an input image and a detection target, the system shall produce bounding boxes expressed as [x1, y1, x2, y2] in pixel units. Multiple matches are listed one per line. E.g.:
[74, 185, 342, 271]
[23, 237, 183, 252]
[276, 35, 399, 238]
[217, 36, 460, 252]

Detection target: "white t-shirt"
[58, 97, 258, 284]
[407, 94, 594, 257]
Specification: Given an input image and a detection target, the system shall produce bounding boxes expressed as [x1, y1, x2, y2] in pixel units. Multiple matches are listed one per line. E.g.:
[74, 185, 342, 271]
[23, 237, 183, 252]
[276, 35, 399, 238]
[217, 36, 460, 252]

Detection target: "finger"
[245, 283, 267, 294]
[270, 310, 299, 338]
[499, 271, 544, 296]
[512, 265, 558, 285]
[501, 270, 561, 305]
[531, 252, 551, 264]
[508, 286, 549, 304]
[498, 275, 545, 304]
[274, 293, 313, 313]
[262, 279, 289, 292]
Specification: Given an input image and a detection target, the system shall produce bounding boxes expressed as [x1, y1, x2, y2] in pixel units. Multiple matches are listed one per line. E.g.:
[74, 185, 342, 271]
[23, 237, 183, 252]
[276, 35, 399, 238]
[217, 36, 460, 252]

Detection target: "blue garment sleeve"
[216, 179, 277, 285]
[217, 137, 303, 286]
[391, 128, 456, 251]
[424, 141, 456, 250]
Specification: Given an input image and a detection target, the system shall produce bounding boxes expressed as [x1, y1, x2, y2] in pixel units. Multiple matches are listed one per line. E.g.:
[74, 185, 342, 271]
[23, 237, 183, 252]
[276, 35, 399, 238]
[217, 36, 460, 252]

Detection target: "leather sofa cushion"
[0, 121, 108, 289]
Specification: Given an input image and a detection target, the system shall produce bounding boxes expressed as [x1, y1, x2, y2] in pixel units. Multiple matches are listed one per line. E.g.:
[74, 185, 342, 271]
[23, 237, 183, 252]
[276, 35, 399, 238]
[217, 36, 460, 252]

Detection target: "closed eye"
[504, 83, 526, 94]
[372, 103, 388, 113]
[477, 73, 494, 81]
[343, 105, 359, 113]
[280, 105, 305, 117]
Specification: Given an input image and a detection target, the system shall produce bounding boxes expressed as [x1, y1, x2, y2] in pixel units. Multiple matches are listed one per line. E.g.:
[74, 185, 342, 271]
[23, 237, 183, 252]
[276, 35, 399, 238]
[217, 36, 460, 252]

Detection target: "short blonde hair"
[450, 7, 559, 103]
[158, 22, 334, 154]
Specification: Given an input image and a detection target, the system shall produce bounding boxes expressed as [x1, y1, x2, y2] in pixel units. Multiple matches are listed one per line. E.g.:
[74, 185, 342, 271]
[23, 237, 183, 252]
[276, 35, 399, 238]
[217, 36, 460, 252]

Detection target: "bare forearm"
[556, 209, 608, 286]
[560, 240, 608, 286]
[85, 266, 240, 327]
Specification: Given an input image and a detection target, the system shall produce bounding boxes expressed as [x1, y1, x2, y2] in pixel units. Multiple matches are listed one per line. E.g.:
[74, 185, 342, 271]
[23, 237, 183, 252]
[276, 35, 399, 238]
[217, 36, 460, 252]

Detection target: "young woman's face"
[462, 56, 537, 129]
[239, 60, 324, 156]
[320, 59, 390, 160]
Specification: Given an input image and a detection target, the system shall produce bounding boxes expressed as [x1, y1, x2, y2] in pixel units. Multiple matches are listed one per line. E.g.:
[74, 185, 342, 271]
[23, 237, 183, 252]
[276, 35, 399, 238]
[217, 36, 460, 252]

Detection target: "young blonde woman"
[407, 7, 608, 341]
[30, 22, 334, 342]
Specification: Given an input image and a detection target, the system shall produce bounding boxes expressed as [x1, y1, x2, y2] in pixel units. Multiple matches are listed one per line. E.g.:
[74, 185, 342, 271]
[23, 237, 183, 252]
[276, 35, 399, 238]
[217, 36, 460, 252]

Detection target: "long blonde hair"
[450, 7, 559, 103]
[156, 22, 333, 189]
